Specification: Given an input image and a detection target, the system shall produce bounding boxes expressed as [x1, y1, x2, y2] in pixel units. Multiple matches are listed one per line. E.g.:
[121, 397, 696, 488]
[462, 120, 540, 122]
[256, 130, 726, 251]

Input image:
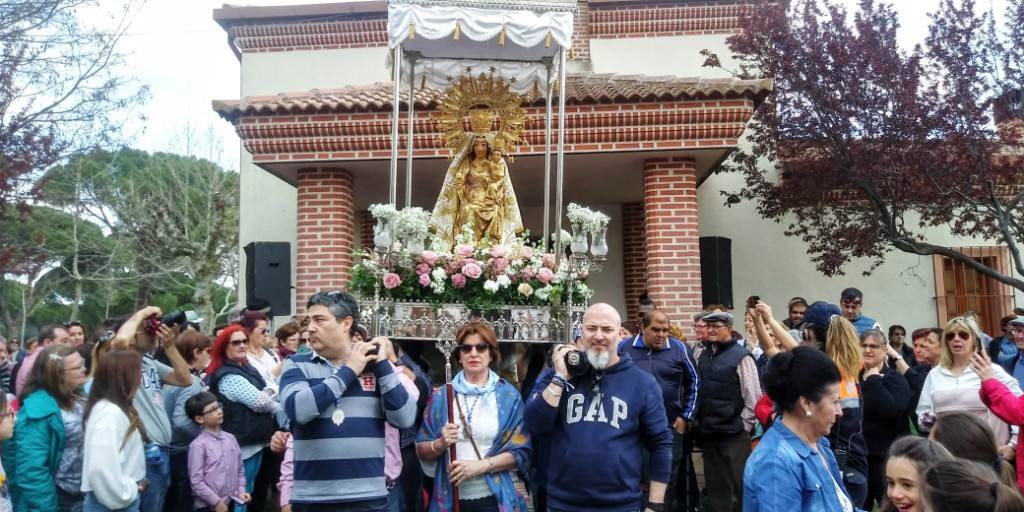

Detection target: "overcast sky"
[103, 0, 1011, 171]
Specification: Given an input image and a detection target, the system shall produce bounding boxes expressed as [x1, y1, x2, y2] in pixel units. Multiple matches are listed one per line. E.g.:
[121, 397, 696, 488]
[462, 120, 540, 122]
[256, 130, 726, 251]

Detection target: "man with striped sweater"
[280, 291, 416, 512]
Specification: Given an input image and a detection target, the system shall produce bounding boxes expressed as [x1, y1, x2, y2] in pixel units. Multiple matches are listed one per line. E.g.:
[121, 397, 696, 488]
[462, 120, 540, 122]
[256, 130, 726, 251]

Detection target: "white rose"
[496, 274, 512, 288]
[517, 283, 534, 297]
[483, 279, 500, 293]
[535, 285, 553, 301]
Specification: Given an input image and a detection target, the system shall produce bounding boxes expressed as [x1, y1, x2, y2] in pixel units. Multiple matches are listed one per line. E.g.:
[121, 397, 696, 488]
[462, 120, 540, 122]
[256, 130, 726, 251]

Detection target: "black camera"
[144, 310, 190, 335]
[563, 348, 592, 377]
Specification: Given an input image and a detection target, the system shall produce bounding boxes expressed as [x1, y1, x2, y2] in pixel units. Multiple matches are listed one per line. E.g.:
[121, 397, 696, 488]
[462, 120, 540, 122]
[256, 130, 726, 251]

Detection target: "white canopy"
[387, 0, 576, 92]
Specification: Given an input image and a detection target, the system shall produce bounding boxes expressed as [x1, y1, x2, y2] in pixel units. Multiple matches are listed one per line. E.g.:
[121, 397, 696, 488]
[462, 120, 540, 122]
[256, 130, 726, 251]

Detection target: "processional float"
[352, 2, 611, 505]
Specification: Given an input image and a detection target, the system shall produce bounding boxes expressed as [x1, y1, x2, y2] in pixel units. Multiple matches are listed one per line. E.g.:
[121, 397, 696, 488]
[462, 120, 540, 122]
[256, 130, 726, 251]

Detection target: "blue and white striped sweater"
[280, 351, 416, 504]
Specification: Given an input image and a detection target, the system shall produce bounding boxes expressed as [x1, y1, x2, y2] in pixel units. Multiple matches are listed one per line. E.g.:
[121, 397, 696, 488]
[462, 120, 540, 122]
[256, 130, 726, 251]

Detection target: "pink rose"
[521, 246, 535, 259]
[492, 257, 510, 274]
[418, 273, 431, 287]
[452, 273, 467, 288]
[421, 251, 438, 265]
[537, 267, 555, 284]
[489, 245, 508, 259]
[542, 254, 557, 270]
[521, 268, 535, 281]
[462, 262, 483, 279]
[415, 263, 431, 275]
[456, 244, 475, 258]
[383, 272, 402, 290]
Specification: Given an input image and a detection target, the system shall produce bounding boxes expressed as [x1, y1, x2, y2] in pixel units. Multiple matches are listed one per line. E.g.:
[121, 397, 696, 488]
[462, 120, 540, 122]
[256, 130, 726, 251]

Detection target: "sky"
[97, 0, 1012, 172]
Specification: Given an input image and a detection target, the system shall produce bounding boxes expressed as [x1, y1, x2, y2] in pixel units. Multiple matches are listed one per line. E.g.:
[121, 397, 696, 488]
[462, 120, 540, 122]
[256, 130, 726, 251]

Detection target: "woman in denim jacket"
[743, 347, 861, 512]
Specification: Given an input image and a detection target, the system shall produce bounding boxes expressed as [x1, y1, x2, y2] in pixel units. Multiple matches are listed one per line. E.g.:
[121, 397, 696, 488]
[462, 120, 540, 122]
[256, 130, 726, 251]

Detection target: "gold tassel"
[545, 30, 551, 48]
[420, 74, 426, 90]
[569, 47, 575, 59]
[408, 23, 415, 40]
[498, 26, 506, 46]
[454, 20, 461, 41]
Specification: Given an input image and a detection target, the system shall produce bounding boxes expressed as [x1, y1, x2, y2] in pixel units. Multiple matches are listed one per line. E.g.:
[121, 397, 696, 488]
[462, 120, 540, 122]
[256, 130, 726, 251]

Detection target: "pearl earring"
[804, 408, 813, 417]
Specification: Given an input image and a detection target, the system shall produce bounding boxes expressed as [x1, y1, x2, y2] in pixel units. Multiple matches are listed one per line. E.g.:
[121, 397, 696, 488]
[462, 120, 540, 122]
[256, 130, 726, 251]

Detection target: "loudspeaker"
[244, 242, 292, 316]
[699, 237, 733, 310]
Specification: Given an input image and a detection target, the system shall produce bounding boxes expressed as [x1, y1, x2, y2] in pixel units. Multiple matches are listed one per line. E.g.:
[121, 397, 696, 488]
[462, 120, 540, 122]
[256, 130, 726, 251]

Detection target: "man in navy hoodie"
[526, 303, 672, 512]
[619, 309, 700, 511]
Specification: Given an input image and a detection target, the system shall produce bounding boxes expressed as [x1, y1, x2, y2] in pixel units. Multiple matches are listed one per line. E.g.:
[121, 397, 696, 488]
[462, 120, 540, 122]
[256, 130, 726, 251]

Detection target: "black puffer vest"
[697, 340, 752, 435]
[209, 360, 277, 446]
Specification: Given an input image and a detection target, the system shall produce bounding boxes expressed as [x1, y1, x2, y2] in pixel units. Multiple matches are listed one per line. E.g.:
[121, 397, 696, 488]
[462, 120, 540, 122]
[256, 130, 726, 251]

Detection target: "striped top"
[280, 351, 416, 504]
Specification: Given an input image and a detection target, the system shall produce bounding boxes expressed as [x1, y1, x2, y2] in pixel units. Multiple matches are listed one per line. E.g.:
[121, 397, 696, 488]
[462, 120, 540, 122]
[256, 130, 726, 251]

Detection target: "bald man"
[525, 303, 672, 512]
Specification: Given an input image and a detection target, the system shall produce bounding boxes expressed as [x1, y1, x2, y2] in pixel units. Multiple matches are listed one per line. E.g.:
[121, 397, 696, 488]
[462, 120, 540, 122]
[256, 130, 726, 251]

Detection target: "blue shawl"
[418, 378, 532, 512]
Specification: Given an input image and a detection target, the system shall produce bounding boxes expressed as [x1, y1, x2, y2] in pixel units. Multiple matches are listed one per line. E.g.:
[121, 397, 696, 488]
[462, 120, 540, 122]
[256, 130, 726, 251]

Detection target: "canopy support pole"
[389, 45, 403, 206]
[554, 48, 567, 269]
[405, 51, 419, 208]
[542, 58, 553, 253]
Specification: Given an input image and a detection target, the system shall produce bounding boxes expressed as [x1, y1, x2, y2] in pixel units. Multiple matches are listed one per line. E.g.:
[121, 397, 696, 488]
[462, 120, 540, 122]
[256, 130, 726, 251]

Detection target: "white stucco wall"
[589, 34, 737, 78]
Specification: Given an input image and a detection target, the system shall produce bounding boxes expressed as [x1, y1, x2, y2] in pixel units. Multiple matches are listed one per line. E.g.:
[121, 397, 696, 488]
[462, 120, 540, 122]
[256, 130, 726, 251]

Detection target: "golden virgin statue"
[431, 73, 526, 246]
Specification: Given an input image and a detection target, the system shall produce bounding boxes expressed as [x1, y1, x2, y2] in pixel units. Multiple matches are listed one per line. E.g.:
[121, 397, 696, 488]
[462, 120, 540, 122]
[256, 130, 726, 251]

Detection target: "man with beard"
[525, 303, 672, 512]
[694, 311, 761, 512]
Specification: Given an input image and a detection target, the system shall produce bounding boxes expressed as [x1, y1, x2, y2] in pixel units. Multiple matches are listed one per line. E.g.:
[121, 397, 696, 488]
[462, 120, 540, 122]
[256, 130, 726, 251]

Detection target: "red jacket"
[980, 377, 1024, 491]
[755, 394, 775, 429]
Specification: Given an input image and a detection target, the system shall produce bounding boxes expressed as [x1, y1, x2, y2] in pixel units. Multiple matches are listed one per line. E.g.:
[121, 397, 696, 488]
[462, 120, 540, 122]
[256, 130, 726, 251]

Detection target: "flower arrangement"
[349, 230, 593, 311]
[368, 203, 398, 223]
[567, 203, 611, 234]
[392, 206, 431, 242]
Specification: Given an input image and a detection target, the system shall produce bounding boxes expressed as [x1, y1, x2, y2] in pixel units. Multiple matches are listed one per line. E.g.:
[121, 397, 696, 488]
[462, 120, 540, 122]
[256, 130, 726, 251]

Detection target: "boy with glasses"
[187, 391, 251, 511]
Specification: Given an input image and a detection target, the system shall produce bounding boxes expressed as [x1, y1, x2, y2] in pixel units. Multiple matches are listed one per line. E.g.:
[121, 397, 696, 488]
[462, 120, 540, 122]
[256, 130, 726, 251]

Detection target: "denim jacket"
[743, 417, 862, 512]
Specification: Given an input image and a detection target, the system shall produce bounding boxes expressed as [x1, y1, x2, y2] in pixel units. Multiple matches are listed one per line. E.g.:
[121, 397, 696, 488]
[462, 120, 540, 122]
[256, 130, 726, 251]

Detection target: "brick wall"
[295, 168, 355, 312]
[643, 157, 703, 335]
[572, 0, 592, 62]
[590, 3, 749, 38]
[621, 202, 646, 325]
[356, 209, 374, 251]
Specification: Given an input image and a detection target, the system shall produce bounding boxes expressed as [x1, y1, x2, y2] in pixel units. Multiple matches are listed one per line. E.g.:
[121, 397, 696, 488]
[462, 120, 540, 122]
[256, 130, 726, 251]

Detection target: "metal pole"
[405, 52, 417, 208]
[389, 46, 403, 206]
[543, 59, 553, 253]
[554, 48, 567, 269]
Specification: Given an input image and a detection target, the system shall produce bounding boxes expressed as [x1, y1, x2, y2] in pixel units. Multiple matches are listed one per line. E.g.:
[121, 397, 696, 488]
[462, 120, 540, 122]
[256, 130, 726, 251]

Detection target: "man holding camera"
[111, 306, 194, 512]
[525, 303, 672, 512]
[279, 291, 416, 511]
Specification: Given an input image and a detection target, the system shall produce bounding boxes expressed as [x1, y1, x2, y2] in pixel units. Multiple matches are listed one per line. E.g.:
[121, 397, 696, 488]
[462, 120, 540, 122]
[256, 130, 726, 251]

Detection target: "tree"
[46, 148, 240, 332]
[707, 0, 1024, 291]
[0, 0, 146, 212]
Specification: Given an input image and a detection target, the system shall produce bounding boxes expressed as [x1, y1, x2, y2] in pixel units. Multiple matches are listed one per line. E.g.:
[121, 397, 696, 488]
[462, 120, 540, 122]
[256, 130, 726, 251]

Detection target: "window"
[933, 246, 1015, 335]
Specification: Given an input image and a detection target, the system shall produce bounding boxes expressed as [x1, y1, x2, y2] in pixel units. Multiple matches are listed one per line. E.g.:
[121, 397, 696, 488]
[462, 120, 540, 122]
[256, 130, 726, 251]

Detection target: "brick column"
[621, 202, 647, 324]
[571, 0, 592, 65]
[295, 168, 355, 313]
[356, 210, 374, 251]
[643, 157, 703, 334]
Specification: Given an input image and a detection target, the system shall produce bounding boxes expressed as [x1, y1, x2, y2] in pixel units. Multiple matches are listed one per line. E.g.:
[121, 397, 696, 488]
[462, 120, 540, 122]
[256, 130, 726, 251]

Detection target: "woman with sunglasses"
[205, 325, 281, 512]
[916, 316, 1022, 457]
[9, 344, 89, 511]
[417, 321, 532, 512]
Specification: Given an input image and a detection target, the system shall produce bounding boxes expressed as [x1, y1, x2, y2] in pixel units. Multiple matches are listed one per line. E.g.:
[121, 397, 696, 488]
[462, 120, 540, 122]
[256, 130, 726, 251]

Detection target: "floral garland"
[349, 229, 593, 311]
[566, 203, 610, 233]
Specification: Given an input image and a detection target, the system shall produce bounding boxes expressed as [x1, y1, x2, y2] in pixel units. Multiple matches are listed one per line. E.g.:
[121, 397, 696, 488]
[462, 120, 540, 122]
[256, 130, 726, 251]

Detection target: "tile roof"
[212, 73, 772, 119]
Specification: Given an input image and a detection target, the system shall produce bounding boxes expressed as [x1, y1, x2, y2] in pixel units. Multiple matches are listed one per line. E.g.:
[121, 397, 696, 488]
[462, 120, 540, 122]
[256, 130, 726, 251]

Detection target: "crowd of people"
[1, 288, 1024, 512]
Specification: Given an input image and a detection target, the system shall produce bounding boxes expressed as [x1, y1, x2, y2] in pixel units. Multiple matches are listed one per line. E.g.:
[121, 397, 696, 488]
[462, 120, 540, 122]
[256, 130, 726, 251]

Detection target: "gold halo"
[435, 72, 528, 160]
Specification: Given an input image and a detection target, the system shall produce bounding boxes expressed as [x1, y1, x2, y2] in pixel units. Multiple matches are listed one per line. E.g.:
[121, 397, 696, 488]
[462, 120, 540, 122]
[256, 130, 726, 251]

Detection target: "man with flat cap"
[693, 311, 761, 512]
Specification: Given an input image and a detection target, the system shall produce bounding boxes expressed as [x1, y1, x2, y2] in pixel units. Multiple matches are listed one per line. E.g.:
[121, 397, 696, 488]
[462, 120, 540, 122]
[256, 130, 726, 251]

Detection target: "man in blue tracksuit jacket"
[619, 309, 700, 511]
[526, 303, 673, 512]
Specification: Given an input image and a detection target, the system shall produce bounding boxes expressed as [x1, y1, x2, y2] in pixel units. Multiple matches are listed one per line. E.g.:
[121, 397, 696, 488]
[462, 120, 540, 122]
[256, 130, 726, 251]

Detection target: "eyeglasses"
[256, 328, 269, 335]
[0, 411, 14, 421]
[63, 364, 86, 373]
[1011, 327, 1024, 336]
[229, 338, 248, 346]
[458, 343, 488, 354]
[944, 331, 971, 341]
[861, 343, 883, 351]
[202, 403, 223, 415]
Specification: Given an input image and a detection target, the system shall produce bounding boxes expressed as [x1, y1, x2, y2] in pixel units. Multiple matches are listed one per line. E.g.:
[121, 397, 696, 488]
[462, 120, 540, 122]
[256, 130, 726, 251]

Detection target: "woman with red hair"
[206, 325, 280, 512]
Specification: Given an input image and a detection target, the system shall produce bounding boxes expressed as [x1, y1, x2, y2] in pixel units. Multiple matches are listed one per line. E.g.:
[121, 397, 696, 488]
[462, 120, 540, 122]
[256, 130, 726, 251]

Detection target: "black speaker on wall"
[244, 242, 292, 316]
[699, 237, 733, 310]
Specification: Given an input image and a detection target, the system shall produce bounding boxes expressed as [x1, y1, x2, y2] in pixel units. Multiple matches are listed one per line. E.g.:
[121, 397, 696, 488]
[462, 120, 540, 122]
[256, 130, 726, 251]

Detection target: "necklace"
[460, 393, 483, 438]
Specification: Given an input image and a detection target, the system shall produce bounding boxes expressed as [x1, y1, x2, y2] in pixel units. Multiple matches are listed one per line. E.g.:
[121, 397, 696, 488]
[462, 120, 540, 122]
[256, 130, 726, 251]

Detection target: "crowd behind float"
[3, 288, 1024, 512]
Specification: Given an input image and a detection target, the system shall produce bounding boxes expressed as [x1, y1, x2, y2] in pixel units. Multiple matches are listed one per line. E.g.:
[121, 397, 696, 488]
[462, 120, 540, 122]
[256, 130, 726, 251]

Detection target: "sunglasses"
[944, 331, 971, 341]
[458, 343, 489, 354]
[229, 338, 248, 346]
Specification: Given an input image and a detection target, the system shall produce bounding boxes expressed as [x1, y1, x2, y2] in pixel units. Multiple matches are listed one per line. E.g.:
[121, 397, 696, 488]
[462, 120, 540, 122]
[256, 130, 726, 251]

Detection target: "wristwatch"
[645, 502, 665, 512]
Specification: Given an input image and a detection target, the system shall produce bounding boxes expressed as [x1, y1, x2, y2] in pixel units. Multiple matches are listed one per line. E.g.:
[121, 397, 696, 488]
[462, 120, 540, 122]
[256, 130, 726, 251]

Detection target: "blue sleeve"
[641, 376, 673, 483]
[279, 359, 357, 425]
[14, 417, 59, 510]
[681, 343, 700, 422]
[743, 457, 805, 511]
[524, 368, 560, 435]
[400, 354, 432, 389]
[375, 362, 416, 429]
